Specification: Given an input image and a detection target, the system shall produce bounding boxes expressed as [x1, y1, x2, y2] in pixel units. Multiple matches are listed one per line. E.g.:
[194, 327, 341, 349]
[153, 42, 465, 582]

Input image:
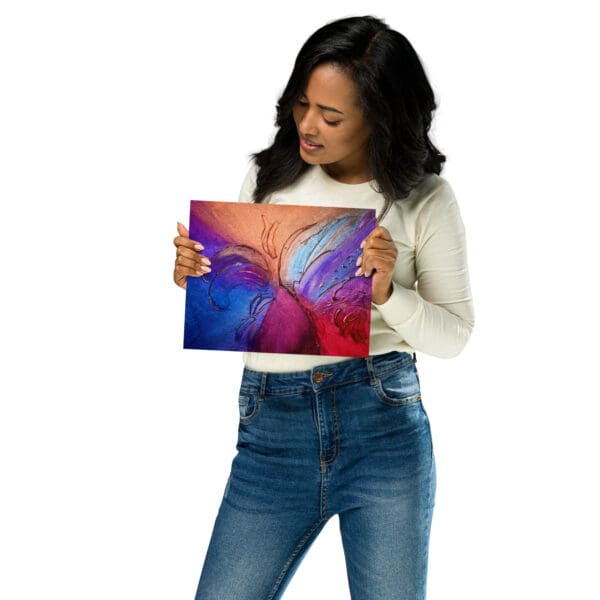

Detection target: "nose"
[297, 107, 319, 137]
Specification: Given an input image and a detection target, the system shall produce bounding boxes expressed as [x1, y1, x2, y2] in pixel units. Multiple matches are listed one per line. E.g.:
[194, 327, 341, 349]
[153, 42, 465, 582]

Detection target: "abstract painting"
[184, 200, 375, 357]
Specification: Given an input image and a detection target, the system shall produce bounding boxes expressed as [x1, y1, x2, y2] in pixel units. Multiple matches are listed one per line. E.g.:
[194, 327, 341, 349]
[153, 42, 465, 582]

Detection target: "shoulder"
[409, 174, 467, 251]
[404, 173, 457, 214]
[237, 160, 260, 203]
[403, 173, 462, 233]
[381, 173, 459, 234]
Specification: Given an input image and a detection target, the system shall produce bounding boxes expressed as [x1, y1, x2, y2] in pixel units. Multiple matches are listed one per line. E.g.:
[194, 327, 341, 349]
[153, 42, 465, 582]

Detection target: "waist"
[241, 351, 415, 394]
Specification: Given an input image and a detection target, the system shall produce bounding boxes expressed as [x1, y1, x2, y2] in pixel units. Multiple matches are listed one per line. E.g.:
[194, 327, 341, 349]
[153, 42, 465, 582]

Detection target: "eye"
[324, 118, 341, 127]
[296, 99, 308, 107]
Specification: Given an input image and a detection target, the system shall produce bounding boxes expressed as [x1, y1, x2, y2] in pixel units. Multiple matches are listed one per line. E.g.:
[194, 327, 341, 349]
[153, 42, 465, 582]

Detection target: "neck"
[321, 161, 371, 184]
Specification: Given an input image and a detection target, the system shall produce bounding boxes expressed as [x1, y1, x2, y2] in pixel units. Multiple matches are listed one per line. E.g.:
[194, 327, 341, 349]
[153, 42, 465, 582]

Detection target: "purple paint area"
[253, 287, 319, 354]
[184, 201, 375, 356]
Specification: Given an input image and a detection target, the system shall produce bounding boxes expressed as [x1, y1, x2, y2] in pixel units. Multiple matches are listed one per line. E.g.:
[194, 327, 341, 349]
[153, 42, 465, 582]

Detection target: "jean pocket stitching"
[374, 382, 422, 407]
[238, 394, 262, 423]
[372, 368, 422, 407]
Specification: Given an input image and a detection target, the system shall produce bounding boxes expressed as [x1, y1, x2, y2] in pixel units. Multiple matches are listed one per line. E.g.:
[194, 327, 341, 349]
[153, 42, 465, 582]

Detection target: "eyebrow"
[317, 103, 344, 115]
[300, 95, 345, 115]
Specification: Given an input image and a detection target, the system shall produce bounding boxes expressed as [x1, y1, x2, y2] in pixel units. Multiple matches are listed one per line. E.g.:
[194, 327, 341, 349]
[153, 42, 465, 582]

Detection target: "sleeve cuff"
[373, 281, 420, 327]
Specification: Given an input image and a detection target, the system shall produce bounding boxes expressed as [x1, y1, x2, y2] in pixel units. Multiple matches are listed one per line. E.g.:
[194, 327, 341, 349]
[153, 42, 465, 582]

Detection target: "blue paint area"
[284, 217, 349, 284]
[183, 201, 375, 356]
[184, 245, 275, 351]
[282, 212, 374, 300]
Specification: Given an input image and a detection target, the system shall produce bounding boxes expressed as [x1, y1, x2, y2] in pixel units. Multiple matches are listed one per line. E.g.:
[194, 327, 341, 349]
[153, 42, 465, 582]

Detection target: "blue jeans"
[194, 351, 436, 599]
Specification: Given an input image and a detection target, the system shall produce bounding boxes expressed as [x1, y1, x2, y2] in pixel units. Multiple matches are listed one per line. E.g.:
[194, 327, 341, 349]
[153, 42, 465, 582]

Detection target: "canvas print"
[184, 200, 376, 357]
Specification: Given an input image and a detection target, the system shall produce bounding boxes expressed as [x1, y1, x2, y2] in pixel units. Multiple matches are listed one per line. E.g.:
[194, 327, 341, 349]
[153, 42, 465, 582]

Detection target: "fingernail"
[200, 257, 211, 266]
[355, 267, 362, 276]
[360, 240, 366, 248]
[201, 266, 212, 273]
[355, 256, 362, 267]
[194, 244, 204, 251]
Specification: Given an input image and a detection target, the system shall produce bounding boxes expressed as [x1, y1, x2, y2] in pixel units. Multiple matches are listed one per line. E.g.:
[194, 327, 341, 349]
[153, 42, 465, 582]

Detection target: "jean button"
[313, 371, 332, 384]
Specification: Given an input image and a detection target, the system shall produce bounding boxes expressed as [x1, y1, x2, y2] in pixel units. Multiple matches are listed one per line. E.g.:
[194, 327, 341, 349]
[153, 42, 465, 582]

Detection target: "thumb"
[177, 221, 189, 238]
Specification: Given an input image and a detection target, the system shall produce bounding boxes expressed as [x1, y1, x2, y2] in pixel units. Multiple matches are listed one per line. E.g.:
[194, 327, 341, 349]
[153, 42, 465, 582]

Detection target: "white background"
[1, 1, 598, 598]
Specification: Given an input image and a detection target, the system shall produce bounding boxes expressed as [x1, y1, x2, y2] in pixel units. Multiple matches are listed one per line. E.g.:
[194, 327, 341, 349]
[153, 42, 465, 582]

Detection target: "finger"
[362, 237, 396, 251]
[175, 265, 211, 278]
[174, 266, 207, 289]
[173, 267, 193, 289]
[174, 264, 211, 287]
[174, 272, 187, 289]
[177, 222, 189, 238]
[176, 255, 211, 271]
[173, 235, 204, 251]
[174, 223, 203, 251]
[362, 225, 392, 244]
[356, 244, 396, 274]
[357, 253, 396, 277]
[176, 246, 211, 263]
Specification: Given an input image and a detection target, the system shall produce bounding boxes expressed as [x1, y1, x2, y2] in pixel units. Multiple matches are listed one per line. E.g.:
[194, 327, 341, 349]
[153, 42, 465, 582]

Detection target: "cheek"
[334, 130, 360, 151]
[343, 124, 370, 152]
[292, 106, 303, 128]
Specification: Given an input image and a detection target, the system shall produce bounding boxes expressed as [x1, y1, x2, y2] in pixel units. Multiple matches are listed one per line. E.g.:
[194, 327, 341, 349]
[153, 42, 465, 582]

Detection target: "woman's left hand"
[355, 225, 398, 305]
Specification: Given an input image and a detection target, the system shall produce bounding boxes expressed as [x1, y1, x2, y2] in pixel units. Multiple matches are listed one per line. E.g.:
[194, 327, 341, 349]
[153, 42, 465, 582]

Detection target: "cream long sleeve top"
[238, 161, 474, 373]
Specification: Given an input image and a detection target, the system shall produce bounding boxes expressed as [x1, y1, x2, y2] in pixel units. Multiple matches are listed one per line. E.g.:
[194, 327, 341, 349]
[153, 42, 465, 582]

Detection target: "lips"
[299, 135, 323, 152]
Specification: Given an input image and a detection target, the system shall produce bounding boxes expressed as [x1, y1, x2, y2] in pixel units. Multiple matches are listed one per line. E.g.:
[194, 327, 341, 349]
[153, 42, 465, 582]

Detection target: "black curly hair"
[251, 15, 445, 221]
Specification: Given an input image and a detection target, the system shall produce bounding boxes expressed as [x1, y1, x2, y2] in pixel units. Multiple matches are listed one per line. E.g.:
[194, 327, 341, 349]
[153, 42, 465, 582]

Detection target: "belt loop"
[366, 356, 377, 385]
[260, 372, 267, 400]
[412, 352, 417, 363]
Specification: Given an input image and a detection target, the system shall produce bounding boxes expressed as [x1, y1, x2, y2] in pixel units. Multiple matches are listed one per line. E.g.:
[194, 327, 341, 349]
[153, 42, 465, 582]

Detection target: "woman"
[174, 15, 474, 600]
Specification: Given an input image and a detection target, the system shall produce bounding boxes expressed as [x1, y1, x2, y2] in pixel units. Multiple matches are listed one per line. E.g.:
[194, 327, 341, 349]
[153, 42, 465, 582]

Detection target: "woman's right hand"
[173, 222, 211, 289]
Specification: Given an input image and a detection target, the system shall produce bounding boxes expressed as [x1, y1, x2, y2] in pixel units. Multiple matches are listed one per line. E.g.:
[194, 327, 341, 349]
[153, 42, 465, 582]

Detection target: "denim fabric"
[194, 351, 436, 600]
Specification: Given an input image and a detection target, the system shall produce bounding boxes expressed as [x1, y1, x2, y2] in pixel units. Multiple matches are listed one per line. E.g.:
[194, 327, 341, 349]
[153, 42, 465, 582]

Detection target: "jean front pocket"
[373, 362, 422, 407]
[238, 390, 262, 424]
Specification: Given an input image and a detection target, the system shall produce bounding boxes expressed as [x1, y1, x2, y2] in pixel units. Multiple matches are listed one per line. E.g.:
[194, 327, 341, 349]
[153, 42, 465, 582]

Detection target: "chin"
[299, 150, 325, 165]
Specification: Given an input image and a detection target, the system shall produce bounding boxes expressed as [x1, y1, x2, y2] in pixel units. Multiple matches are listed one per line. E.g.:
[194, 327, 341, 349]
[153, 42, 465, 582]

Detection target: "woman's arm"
[375, 182, 475, 358]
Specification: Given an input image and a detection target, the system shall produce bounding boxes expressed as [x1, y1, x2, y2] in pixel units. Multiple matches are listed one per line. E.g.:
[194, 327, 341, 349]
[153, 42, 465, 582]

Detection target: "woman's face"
[292, 63, 372, 183]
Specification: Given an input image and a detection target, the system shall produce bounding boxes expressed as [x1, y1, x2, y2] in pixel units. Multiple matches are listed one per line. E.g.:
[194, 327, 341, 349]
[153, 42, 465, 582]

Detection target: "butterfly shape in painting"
[184, 201, 375, 357]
